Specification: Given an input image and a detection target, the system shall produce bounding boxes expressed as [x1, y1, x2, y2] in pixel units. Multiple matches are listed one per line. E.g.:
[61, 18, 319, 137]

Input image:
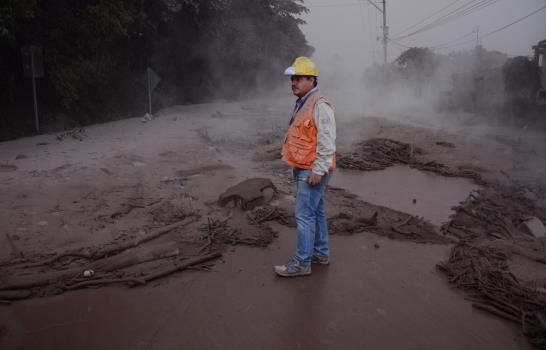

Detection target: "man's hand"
[307, 173, 322, 186]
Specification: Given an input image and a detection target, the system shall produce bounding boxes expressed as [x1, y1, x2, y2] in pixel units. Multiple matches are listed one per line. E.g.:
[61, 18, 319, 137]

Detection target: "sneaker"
[311, 254, 330, 265]
[274, 259, 311, 277]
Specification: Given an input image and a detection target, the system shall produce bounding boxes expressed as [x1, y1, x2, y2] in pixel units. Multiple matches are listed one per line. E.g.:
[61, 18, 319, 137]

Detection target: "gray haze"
[302, 0, 546, 75]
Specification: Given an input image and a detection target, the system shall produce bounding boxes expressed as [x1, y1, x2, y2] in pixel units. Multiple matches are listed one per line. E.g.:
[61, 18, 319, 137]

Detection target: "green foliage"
[38, 1, 138, 109]
[0, 0, 37, 43]
[1, 0, 312, 134]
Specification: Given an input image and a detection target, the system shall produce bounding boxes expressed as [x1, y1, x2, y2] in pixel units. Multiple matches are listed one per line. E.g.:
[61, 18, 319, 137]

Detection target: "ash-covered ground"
[0, 99, 545, 349]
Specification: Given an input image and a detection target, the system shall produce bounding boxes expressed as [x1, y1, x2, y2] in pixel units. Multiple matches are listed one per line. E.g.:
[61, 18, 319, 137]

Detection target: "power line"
[395, 0, 496, 40]
[419, 0, 500, 35]
[394, 0, 500, 40]
[307, 0, 545, 61]
[431, 30, 476, 49]
[307, 2, 360, 8]
[357, 0, 372, 59]
[394, 0, 481, 39]
[366, 0, 372, 60]
[387, 38, 412, 49]
[439, 0, 500, 26]
[392, 0, 463, 37]
[391, 32, 475, 51]
[360, 0, 388, 65]
[434, 38, 476, 51]
[364, 0, 377, 63]
[389, 44, 407, 53]
[365, 0, 383, 13]
[432, 5, 546, 51]
[382, 0, 387, 64]
[374, 0, 379, 61]
[480, 4, 546, 39]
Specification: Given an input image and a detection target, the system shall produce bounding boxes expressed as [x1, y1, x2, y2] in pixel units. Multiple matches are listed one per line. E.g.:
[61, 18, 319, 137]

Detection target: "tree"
[503, 56, 540, 109]
[395, 47, 442, 95]
[0, 0, 313, 139]
[0, 0, 38, 44]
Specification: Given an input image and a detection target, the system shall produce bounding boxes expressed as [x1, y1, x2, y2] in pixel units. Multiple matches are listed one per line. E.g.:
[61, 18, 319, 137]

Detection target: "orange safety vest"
[282, 93, 336, 171]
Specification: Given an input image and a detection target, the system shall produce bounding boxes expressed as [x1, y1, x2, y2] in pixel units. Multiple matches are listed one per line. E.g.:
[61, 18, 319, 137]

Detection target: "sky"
[301, 0, 546, 75]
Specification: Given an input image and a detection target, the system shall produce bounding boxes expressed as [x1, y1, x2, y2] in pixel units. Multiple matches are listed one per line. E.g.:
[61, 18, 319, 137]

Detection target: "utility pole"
[382, 0, 388, 65]
[366, 0, 388, 64]
[475, 25, 480, 47]
[21, 46, 44, 133]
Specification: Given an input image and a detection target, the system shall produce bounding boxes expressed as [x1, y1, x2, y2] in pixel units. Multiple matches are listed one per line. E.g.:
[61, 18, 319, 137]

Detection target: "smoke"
[309, 45, 545, 133]
[149, 0, 313, 106]
[297, 0, 546, 135]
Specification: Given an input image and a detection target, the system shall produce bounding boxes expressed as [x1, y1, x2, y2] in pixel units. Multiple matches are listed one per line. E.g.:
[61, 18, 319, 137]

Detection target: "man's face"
[291, 76, 315, 98]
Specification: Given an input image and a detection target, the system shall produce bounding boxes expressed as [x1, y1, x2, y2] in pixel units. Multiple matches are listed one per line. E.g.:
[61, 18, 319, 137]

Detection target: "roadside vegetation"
[0, 0, 312, 140]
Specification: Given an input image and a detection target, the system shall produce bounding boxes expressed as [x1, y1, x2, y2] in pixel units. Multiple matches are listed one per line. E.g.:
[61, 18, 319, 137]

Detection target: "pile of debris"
[218, 178, 276, 210]
[442, 186, 546, 243]
[56, 127, 87, 142]
[338, 138, 483, 183]
[328, 211, 448, 243]
[0, 163, 17, 172]
[325, 187, 449, 244]
[336, 138, 546, 345]
[338, 138, 420, 171]
[198, 216, 276, 251]
[0, 177, 288, 301]
[437, 184, 546, 346]
[438, 243, 546, 347]
[247, 205, 294, 227]
[0, 216, 221, 301]
[328, 212, 377, 235]
[202, 178, 282, 248]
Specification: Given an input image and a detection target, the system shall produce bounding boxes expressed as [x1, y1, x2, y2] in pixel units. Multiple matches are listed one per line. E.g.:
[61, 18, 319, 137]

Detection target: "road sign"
[21, 46, 44, 132]
[146, 67, 161, 91]
[21, 46, 44, 78]
[145, 67, 161, 115]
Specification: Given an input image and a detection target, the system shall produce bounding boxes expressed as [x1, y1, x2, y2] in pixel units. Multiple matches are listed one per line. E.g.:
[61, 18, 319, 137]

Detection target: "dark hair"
[305, 75, 318, 87]
[292, 75, 318, 87]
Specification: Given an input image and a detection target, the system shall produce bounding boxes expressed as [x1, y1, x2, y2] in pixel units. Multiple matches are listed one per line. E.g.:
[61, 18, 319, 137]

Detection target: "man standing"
[274, 57, 336, 277]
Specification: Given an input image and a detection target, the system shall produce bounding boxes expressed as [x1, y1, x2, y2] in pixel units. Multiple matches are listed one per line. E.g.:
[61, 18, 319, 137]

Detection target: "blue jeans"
[293, 168, 332, 267]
